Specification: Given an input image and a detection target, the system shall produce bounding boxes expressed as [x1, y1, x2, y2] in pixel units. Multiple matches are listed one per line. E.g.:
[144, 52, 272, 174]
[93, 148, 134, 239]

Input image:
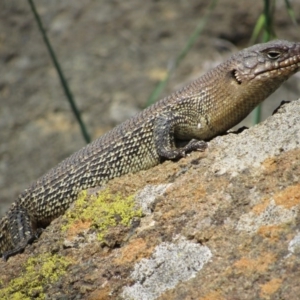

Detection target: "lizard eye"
[267, 51, 281, 60]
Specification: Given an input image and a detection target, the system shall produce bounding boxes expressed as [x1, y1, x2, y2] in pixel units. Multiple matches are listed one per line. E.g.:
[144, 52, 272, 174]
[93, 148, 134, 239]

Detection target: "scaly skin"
[1, 40, 300, 260]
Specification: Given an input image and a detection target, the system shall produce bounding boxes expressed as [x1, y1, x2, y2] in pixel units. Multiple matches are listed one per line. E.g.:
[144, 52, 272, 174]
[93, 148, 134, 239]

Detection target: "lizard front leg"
[153, 113, 207, 160]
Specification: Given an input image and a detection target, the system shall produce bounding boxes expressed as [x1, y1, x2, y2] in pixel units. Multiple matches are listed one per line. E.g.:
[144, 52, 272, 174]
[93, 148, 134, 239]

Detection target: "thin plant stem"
[146, 0, 218, 106]
[27, 0, 91, 143]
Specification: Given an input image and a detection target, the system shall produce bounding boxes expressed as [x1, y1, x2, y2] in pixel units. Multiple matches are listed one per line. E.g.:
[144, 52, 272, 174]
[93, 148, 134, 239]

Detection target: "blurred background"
[0, 0, 299, 216]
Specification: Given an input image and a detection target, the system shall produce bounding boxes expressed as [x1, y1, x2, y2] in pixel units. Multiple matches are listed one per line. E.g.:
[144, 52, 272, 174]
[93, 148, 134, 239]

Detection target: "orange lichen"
[260, 278, 282, 299]
[66, 220, 92, 239]
[252, 198, 270, 215]
[274, 185, 300, 209]
[261, 157, 277, 173]
[114, 238, 154, 265]
[199, 291, 225, 300]
[257, 225, 283, 242]
[87, 285, 111, 300]
[234, 252, 276, 273]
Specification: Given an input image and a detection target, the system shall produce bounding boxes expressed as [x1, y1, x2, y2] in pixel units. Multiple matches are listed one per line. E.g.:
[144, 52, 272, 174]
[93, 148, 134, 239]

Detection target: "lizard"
[1, 39, 300, 260]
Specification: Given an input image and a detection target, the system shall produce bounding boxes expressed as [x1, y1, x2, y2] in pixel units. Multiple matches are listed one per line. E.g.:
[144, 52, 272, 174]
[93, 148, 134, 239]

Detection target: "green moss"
[62, 189, 142, 240]
[0, 253, 71, 300]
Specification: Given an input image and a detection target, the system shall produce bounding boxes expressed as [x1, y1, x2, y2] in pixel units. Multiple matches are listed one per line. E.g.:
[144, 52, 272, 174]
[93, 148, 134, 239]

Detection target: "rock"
[1, 99, 300, 299]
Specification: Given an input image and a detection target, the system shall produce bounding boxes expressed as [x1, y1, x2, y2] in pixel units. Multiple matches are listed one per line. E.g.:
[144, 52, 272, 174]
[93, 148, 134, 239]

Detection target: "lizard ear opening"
[231, 69, 242, 84]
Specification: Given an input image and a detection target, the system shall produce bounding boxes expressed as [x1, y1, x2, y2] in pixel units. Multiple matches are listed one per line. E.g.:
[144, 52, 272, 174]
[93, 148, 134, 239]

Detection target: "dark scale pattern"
[1, 40, 300, 260]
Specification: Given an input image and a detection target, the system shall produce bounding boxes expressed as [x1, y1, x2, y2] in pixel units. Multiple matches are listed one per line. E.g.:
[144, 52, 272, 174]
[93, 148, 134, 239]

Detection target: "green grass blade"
[250, 14, 265, 44]
[146, 0, 219, 106]
[284, 0, 298, 25]
[27, 0, 91, 143]
[252, 0, 276, 125]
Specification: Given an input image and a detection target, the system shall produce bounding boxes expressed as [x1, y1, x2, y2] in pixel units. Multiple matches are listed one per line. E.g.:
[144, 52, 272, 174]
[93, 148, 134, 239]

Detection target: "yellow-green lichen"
[0, 253, 71, 300]
[62, 189, 142, 240]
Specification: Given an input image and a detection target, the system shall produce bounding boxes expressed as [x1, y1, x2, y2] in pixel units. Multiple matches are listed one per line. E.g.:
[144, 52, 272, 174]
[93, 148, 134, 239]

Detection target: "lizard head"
[230, 40, 300, 87]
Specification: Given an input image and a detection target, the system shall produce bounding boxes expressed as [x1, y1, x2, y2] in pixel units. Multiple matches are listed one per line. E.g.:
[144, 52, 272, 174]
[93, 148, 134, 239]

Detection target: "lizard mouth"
[232, 61, 300, 84]
[232, 70, 242, 84]
[254, 61, 300, 77]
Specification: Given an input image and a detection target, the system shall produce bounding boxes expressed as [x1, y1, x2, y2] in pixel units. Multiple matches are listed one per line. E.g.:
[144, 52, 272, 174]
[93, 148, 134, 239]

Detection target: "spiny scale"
[1, 40, 300, 260]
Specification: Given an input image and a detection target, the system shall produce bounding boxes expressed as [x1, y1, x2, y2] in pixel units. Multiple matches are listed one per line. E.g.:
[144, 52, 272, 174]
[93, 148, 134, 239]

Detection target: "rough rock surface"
[1, 99, 300, 300]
